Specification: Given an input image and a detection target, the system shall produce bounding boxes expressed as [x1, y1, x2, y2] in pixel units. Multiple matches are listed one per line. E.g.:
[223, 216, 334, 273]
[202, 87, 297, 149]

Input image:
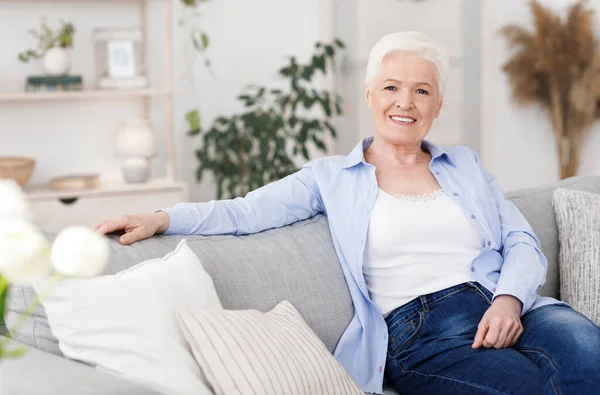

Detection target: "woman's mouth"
[389, 115, 416, 125]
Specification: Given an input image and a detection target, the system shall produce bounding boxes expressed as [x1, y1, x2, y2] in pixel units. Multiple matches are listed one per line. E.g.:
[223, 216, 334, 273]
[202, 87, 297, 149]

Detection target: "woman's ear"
[365, 84, 373, 108]
[434, 98, 444, 118]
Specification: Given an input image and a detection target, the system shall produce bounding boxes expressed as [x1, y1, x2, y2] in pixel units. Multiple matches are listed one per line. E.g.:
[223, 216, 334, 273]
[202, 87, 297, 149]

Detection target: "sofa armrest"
[0, 336, 163, 395]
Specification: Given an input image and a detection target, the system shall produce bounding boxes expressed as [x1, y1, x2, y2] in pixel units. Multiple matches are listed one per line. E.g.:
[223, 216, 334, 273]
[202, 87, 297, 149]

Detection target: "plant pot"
[43, 47, 71, 76]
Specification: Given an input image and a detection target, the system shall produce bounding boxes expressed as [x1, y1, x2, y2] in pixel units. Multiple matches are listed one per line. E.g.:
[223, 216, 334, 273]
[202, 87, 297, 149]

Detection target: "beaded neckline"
[383, 188, 446, 202]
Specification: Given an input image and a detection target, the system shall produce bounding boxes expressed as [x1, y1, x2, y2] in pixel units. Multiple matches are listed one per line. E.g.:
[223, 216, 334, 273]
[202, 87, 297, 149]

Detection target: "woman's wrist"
[493, 294, 523, 313]
[154, 211, 170, 234]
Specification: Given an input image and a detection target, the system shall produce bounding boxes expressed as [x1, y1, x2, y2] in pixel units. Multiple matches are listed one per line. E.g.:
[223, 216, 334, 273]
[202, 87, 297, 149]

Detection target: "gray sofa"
[3, 175, 600, 395]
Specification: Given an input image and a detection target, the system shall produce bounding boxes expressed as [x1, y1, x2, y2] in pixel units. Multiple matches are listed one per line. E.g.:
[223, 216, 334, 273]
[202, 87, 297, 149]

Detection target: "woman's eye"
[417, 88, 429, 95]
[384, 86, 396, 91]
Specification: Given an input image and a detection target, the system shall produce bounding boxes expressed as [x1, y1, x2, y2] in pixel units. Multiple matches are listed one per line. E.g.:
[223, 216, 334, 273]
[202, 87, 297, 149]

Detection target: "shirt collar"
[342, 137, 457, 169]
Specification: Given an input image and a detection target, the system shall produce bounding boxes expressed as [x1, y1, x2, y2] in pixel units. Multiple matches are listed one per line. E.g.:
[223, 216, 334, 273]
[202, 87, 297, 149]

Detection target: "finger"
[509, 325, 524, 347]
[496, 326, 510, 349]
[472, 321, 489, 349]
[120, 228, 145, 245]
[92, 221, 107, 231]
[497, 319, 517, 349]
[96, 217, 128, 236]
[483, 320, 501, 348]
[503, 323, 519, 348]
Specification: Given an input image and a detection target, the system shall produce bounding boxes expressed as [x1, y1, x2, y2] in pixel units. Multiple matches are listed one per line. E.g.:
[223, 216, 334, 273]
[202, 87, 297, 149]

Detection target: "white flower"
[0, 179, 32, 220]
[51, 226, 108, 278]
[0, 218, 52, 284]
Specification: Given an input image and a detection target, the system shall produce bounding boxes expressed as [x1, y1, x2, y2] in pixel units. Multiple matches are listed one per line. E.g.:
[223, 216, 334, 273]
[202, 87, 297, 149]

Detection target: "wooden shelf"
[25, 178, 186, 201]
[0, 89, 166, 102]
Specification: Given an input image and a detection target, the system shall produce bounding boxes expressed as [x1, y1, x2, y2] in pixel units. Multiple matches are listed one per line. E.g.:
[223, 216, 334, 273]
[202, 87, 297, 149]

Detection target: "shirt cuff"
[492, 273, 532, 316]
[154, 208, 185, 235]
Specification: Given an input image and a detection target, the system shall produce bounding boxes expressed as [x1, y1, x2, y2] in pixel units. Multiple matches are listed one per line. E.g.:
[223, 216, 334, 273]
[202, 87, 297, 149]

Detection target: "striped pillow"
[176, 300, 363, 395]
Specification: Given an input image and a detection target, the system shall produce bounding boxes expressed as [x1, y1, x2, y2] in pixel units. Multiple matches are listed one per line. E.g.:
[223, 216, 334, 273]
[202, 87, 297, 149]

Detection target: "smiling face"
[365, 52, 443, 147]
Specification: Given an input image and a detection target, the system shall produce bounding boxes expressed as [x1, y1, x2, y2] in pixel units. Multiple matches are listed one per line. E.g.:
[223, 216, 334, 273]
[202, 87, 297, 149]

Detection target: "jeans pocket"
[388, 311, 424, 360]
[467, 281, 493, 305]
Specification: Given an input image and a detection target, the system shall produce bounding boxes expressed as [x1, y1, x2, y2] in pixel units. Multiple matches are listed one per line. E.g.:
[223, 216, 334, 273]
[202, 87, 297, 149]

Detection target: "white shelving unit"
[1, 0, 188, 232]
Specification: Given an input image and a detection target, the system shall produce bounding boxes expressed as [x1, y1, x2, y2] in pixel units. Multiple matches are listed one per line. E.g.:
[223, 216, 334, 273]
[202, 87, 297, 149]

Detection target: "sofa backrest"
[506, 175, 600, 299]
[6, 175, 600, 357]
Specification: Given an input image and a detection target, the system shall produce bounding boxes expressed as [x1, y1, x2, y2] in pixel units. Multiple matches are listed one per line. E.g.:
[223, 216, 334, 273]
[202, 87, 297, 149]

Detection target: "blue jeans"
[384, 282, 600, 394]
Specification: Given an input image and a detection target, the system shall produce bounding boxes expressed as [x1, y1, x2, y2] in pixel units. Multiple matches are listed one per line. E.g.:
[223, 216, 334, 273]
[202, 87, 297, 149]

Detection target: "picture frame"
[93, 27, 147, 90]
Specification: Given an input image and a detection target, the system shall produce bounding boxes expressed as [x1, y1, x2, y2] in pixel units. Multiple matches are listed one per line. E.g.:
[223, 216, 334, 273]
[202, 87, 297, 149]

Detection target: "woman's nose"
[395, 91, 414, 110]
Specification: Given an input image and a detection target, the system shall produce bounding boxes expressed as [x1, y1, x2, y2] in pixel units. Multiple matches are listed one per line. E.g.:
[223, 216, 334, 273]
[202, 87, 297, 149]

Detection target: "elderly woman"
[96, 32, 600, 394]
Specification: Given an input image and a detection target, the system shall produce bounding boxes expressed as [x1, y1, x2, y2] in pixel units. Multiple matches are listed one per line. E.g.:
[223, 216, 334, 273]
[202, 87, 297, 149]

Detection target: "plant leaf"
[0, 276, 7, 326]
[334, 38, 346, 48]
[186, 110, 201, 135]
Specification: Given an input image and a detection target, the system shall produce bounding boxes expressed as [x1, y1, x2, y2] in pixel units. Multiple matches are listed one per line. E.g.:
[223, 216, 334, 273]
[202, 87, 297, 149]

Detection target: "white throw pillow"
[176, 300, 363, 395]
[35, 239, 220, 395]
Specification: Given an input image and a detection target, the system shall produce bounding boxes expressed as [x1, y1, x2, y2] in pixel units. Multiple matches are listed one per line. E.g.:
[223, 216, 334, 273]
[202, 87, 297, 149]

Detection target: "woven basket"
[0, 157, 35, 186]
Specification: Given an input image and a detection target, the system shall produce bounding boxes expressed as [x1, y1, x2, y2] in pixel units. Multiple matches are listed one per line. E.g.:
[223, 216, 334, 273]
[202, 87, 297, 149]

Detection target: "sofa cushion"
[506, 175, 600, 299]
[6, 215, 354, 357]
[552, 188, 600, 326]
[176, 300, 363, 395]
[35, 239, 217, 395]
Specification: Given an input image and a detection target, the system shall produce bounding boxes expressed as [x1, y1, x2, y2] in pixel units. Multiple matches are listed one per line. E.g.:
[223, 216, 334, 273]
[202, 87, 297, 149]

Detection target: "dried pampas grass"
[501, 0, 600, 178]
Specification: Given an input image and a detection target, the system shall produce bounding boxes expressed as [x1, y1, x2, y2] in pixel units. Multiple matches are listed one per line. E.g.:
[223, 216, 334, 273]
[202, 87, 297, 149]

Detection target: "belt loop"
[419, 295, 429, 312]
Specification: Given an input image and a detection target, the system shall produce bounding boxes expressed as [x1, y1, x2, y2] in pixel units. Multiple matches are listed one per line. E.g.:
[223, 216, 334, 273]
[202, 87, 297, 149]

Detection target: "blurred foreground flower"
[0, 178, 109, 359]
[0, 218, 52, 284]
[51, 226, 108, 278]
[0, 179, 32, 220]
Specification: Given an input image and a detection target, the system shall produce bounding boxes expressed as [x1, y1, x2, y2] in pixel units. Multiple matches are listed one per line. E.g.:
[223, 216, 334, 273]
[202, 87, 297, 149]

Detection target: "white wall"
[0, 0, 325, 202]
[482, 0, 600, 192]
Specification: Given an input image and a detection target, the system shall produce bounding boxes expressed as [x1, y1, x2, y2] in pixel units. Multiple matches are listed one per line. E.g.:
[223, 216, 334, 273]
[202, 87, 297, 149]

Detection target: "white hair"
[365, 31, 449, 99]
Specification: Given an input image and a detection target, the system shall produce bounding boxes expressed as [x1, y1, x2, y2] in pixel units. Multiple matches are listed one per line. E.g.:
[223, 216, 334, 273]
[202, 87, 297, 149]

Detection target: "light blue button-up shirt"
[163, 137, 562, 394]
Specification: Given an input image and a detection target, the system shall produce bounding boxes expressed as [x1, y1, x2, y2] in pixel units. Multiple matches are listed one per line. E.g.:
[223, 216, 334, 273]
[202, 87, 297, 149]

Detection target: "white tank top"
[363, 188, 484, 316]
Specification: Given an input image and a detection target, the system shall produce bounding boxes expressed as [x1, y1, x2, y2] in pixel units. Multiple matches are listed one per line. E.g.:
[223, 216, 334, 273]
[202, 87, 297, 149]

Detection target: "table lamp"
[115, 119, 156, 183]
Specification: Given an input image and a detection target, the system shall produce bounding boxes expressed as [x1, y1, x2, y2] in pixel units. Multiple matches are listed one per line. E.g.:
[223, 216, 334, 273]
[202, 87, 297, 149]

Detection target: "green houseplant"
[18, 19, 76, 76]
[187, 39, 346, 199]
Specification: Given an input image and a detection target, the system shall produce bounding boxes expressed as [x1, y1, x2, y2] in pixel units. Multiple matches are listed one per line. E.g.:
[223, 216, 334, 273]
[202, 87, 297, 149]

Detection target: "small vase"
[42, 48, 71, 76]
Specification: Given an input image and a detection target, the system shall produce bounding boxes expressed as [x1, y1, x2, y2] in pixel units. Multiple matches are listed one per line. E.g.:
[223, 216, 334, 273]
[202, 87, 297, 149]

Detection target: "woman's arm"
[161, 163, 324, 236]
[471, 150, 547, 315]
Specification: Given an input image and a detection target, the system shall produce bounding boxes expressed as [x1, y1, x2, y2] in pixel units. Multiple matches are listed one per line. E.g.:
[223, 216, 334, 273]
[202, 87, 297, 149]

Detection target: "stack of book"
[25, 75, 83, 92]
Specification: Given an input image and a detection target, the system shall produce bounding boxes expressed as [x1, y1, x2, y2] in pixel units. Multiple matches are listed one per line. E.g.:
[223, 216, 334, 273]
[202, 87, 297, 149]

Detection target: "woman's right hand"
[93, 212, 170, 245]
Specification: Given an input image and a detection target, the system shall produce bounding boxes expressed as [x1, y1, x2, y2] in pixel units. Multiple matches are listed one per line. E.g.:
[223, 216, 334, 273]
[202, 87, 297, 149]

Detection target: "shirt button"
[435, 171, 440, 175]
[471, 215, 476, 219]
[453, 192, 458, 196]
[493, 288, 497, 292]
[470, 267, 475, 272]
[487, 241, 491, 246]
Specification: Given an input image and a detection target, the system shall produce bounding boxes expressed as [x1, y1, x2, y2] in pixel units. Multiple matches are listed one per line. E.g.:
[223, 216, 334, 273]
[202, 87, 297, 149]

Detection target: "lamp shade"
[115, 119, 156, 157]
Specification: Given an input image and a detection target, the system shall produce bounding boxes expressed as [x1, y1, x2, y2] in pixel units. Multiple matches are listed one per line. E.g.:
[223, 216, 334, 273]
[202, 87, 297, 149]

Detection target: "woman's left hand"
[472, 295, 524, 349]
